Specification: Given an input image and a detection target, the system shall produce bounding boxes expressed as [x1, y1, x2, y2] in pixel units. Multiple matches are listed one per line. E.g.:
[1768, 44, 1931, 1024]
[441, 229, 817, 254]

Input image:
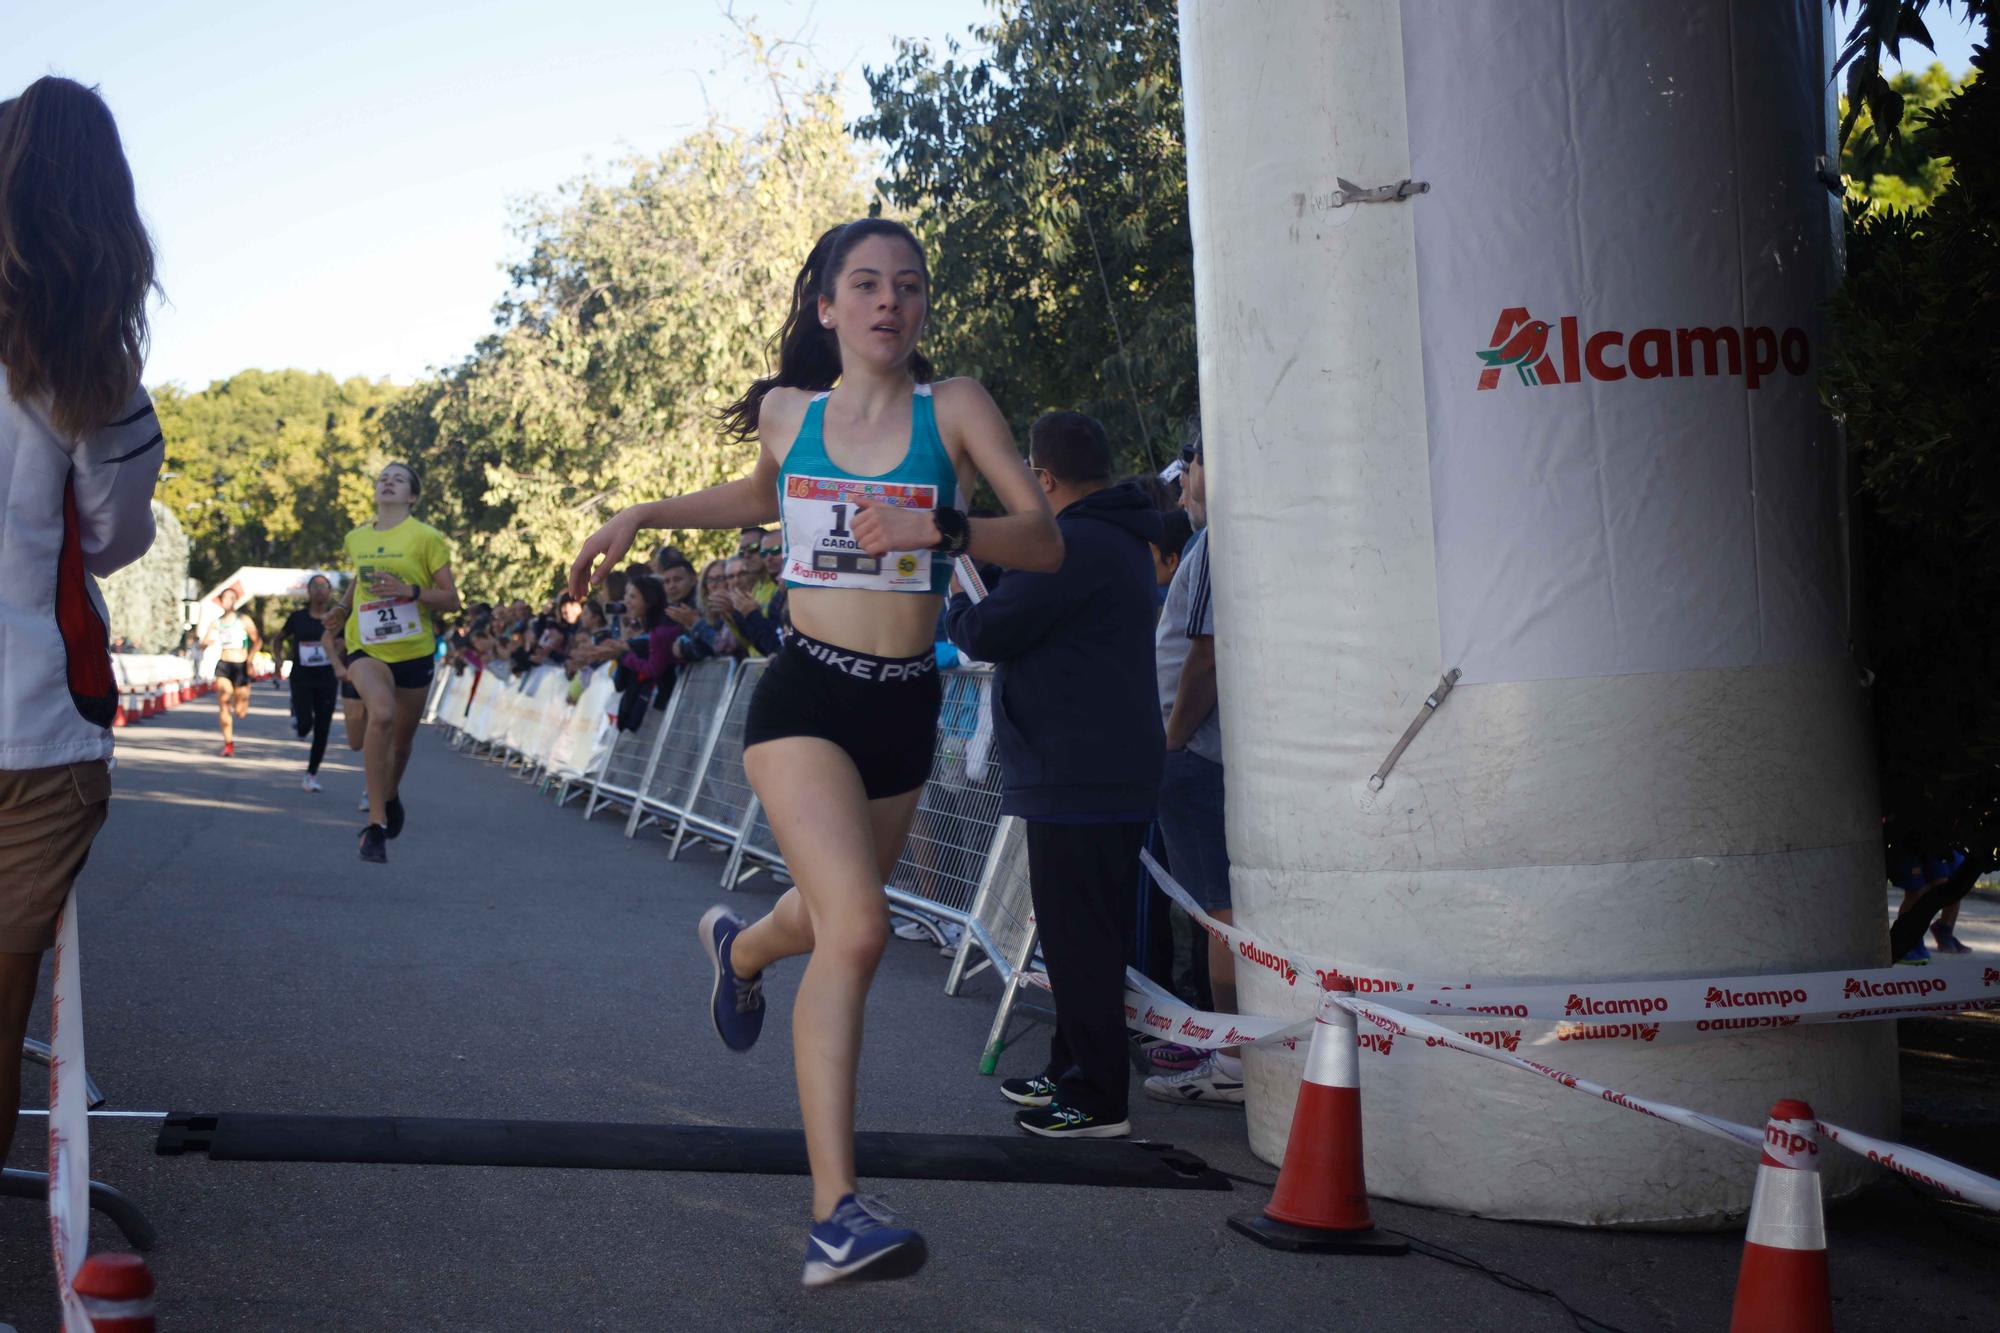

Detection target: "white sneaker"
[358, 789, 369, 811]
[302, 773, 322, 792]
[1143, 1053, 1246, 1107]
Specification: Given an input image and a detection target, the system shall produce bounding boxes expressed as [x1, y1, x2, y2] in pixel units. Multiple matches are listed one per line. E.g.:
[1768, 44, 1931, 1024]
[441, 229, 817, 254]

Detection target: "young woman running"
[274, 574, 340, 791]
[571, 219, 1060, 1286]
[321, 462, 460, 863]
[200, 587, 261, 757]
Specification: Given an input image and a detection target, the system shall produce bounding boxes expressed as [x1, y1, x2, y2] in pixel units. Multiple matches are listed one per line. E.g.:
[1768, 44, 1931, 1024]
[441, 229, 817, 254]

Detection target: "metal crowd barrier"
[584, 697, 669, 821]
[881, 669, 1008, 940]
[719, 795, 788, 888]
[671, 658, 767, 858]
[626, 659, 737, 840]
[941, 819, 1053, 1073]
[420, 664, 456, 726]
[546, 672, 619, 803]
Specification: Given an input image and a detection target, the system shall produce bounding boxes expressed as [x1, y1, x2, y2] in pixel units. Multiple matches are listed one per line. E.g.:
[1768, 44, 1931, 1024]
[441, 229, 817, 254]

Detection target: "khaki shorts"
[0, 761, 110, 953]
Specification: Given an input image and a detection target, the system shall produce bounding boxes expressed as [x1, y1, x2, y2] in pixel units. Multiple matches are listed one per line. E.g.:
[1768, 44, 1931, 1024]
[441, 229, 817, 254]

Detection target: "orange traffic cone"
[112, 698, 128, 727]
[1229, 979, 1407, 1254]
[73, 1252, 155, 1332]
[1729, 1099, 1831, 1333]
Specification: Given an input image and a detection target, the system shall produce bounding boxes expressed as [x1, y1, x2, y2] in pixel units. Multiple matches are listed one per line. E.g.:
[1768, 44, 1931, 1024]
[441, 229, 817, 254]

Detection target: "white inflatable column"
[1180, 0, 1896, 1224]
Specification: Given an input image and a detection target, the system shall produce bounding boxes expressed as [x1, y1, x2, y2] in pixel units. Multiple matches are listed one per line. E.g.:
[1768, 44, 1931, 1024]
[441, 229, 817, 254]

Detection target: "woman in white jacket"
[0, 78, 163, 1167]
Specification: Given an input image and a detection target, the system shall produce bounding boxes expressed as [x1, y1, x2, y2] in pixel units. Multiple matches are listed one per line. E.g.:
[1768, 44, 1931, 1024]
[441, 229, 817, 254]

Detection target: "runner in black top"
[275, 575, 340, 791]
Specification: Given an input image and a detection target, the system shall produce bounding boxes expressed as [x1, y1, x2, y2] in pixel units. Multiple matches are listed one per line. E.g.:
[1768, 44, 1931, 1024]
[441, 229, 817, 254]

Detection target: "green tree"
[383, 52, 867, 598]
[1839, 62, 1974, 213]
[98, 502, 189, 652]
[1826, 27, 1997, 844]
[858, 0, 1193, 474]
[150, 369, 404, 591]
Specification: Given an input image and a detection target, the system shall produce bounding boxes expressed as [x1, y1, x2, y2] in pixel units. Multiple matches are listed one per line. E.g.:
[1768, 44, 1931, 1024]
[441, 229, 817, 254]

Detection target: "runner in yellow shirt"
[321, 462, 460, 863]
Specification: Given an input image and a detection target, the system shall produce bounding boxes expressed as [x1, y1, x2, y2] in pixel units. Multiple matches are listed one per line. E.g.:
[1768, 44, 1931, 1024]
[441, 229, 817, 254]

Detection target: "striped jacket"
[0, 383, 163, 768]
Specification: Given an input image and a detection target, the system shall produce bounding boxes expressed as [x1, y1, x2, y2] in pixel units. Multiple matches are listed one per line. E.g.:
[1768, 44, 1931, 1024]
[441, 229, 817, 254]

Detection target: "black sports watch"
[929, 506, 971, 556]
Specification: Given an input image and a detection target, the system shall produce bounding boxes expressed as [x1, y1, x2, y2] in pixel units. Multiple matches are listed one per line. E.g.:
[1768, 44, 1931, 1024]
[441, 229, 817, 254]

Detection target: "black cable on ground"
[1214, 1169, 1630, 1333]
[1380, 1229, 1631, 1333]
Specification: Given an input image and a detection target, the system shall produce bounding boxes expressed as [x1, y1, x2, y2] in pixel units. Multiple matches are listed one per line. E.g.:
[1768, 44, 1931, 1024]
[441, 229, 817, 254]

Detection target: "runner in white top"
[200, 587, 261, 757]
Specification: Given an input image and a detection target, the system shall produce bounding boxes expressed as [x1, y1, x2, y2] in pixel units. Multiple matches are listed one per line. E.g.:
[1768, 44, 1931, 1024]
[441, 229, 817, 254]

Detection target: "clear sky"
[5, 3, 1985, 392]
[4, 0, 999, 390]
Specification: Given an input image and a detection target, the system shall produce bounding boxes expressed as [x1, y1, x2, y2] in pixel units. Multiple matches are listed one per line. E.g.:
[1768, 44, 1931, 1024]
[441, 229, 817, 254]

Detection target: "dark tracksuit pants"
[1027, 818, 1150, 1120]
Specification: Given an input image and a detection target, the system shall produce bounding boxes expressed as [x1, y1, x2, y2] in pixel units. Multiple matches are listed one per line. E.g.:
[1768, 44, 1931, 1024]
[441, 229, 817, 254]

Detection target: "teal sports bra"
[776, 383, 960, 594]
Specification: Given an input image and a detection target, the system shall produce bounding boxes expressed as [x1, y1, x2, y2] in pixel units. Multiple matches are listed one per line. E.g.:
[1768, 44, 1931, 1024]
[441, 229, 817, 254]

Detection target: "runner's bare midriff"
[787, 585, 941, 660]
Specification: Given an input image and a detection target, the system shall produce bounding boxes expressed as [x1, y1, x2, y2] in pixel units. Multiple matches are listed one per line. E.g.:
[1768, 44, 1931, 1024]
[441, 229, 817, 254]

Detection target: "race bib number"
[781, 474, 936, 592]
[359, 595, 424, 646]
[298, 642, 330, 667]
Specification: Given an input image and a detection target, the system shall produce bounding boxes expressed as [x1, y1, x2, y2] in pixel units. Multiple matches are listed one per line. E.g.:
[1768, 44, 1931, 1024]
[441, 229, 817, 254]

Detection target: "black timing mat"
[156, 1113, 1229, 1191]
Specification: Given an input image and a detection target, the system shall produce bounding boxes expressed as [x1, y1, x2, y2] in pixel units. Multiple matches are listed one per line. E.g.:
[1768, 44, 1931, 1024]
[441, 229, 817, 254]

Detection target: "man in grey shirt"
[1147, 428, 1244, 1106]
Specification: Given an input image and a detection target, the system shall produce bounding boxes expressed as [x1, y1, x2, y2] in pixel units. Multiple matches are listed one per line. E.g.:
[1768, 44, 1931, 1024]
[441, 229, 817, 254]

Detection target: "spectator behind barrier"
[719, 555, 782, 657]
[1144, 422, 1244, 1108]
[945, 411, 1164, 1140]
[1150, 509, 1194, 609]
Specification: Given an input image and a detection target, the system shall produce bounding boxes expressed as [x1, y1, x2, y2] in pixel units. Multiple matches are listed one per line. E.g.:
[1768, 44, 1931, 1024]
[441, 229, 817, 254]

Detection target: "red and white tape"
[1127, 858, 2000, 1215]
[1815, 1118, 2000, 1213]
[1139, 851, 2000, 1041]
[1336, 996, 1766, 1153]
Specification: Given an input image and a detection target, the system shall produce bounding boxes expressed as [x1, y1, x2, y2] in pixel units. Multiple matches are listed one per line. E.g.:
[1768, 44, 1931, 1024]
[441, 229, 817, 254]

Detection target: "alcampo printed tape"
[1140, 852, 2000, 1043]
[1816, 1118, 2000, 1213]
[1124, 862, 2000, 1216]
[1338, 996, 1766, 1154]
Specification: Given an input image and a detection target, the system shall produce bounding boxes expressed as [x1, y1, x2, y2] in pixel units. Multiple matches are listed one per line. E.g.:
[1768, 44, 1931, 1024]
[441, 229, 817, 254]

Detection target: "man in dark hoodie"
[944, 411, 1164, 1140]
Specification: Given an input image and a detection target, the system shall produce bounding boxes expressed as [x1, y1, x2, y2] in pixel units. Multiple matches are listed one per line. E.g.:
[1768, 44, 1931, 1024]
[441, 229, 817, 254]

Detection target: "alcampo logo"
[1703, 985, 1808, 1010]
[1475, 307, 1810, 392]
[1563, 992, 1669, 1018]
[1843, 976, 1945, 1000]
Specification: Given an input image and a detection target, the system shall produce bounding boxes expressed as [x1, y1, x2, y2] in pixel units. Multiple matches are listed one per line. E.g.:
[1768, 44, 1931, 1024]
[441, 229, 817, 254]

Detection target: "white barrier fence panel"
[883, 668, 1006, 934]
[546, 672, 619, 798]
[585, 697, 671, 821]
[672, 659, 766, 857]
[627, 659, 737, 839]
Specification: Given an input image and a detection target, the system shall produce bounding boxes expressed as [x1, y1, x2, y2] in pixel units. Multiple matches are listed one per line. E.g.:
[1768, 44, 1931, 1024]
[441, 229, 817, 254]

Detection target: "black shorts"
[743, 631, 942, 799]
[351, 654, 436, 692]
[214, 661, 250, 688]
[340, 679, 360, 701]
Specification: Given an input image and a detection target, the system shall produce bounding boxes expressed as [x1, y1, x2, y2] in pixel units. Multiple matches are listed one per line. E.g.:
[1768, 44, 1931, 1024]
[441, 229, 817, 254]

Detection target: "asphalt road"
[2, 685, 1994, 1330]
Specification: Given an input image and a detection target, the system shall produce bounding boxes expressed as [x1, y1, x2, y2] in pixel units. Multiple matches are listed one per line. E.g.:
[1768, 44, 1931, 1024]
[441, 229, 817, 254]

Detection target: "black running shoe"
[359, 824, 388, 863]
[1015, 1103, 1131, 1139]
[385, 795, 405, 839]
[1000, 1074, 1057, 1107]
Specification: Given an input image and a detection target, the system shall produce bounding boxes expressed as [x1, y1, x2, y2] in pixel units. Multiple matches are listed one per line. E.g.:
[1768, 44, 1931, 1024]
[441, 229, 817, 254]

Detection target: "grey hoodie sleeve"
[71, 385, 164, 576]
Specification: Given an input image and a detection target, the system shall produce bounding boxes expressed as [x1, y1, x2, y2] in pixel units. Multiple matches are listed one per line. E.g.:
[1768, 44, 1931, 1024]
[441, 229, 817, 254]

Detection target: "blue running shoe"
[1898, 940, 1932, 964]
[699, 906, 764, 1051]
[802, 1194, 927, 1287]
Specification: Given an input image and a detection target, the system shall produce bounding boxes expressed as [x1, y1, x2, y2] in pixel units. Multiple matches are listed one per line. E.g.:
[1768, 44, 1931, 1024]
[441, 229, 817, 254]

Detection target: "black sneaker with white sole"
[1015, 1103, 1131, 1139]
[1000, 1074, 1057, 1107]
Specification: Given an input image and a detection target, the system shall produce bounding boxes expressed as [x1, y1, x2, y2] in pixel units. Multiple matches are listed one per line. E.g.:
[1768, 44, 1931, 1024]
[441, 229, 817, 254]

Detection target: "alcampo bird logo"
[1476, 318, 1553, 387]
